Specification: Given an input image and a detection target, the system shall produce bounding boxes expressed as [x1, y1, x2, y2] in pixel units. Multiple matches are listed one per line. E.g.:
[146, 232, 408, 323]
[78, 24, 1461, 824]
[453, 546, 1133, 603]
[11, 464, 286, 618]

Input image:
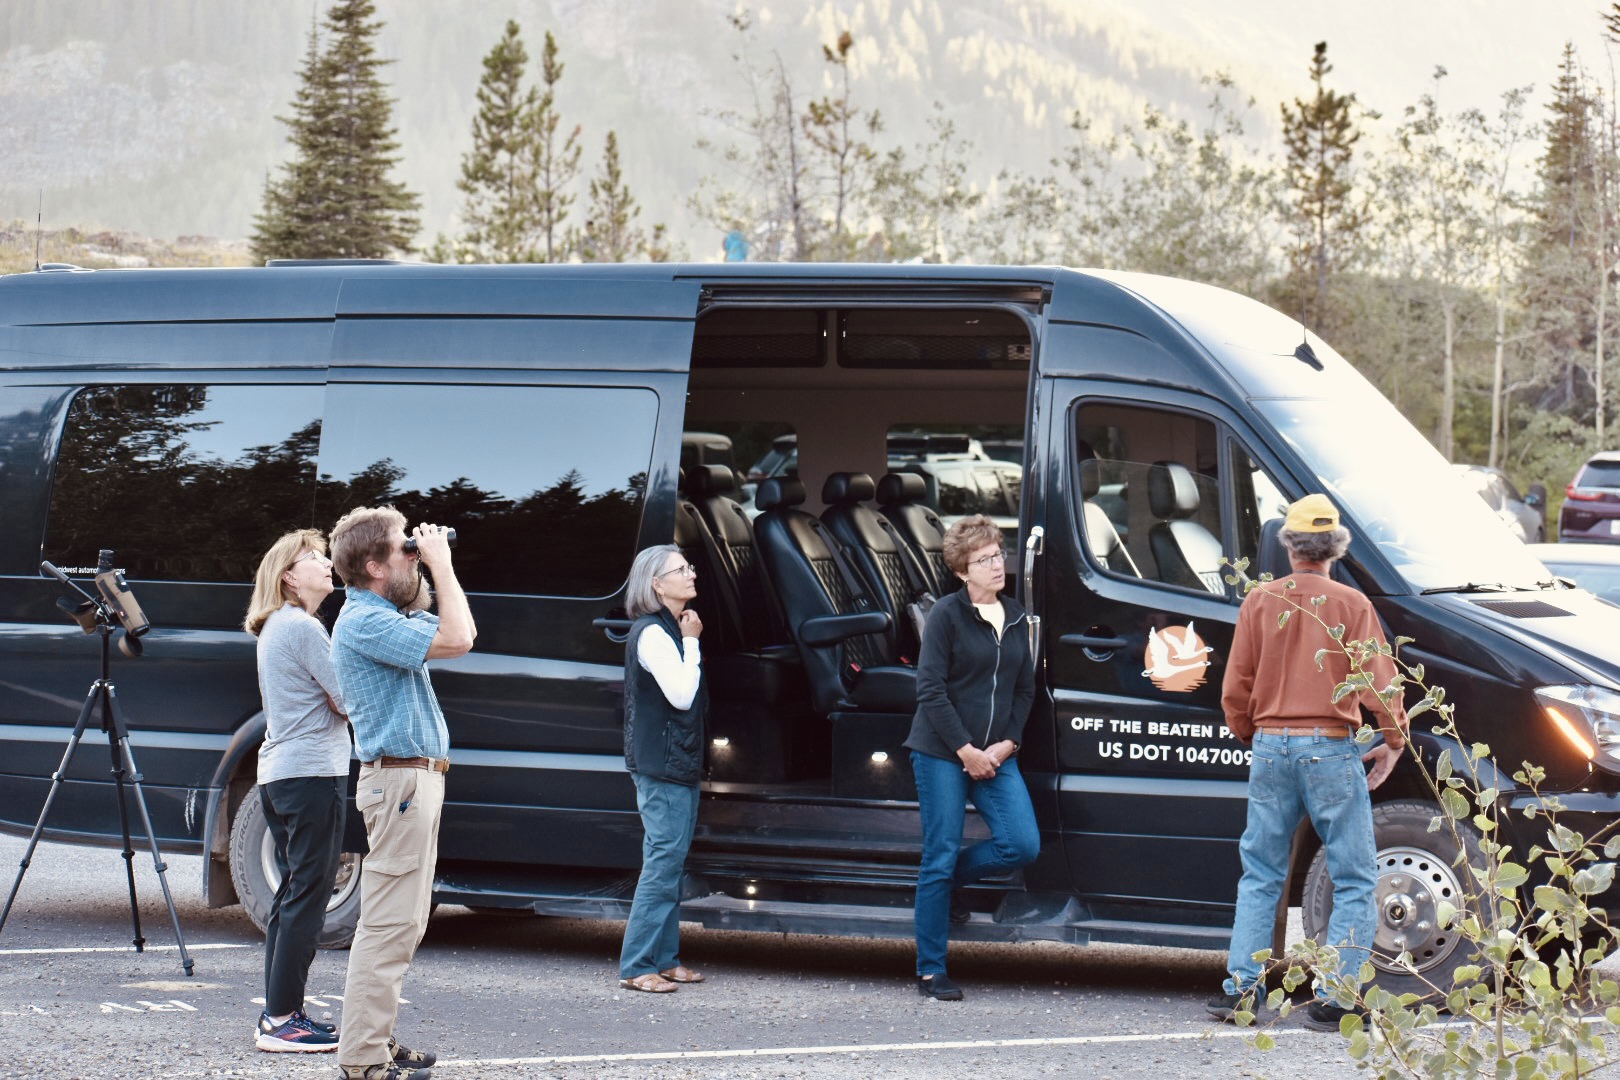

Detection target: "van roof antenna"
[34, 190, 43, 272]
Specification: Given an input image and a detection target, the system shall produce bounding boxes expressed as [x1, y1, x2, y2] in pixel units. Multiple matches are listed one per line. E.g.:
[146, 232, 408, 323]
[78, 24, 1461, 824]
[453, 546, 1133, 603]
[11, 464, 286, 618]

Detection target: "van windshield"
[1255, 397, 1552, 593]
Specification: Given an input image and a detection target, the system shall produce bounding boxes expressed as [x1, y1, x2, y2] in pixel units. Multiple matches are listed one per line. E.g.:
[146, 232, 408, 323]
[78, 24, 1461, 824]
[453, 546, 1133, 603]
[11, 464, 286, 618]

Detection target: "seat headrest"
[686, 464, 736, 498]
[755, 477, 806, 512]
[822, 471, 876, 505]
[1148, 461, 1201, 520]
[1077, 441, 1100, 499]
[877, 471, 927, 506]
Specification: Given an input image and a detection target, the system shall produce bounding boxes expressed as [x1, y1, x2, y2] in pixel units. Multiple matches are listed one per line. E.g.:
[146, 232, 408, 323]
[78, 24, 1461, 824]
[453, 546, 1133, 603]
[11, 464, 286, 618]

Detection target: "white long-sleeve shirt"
[636, 627, 703, 710]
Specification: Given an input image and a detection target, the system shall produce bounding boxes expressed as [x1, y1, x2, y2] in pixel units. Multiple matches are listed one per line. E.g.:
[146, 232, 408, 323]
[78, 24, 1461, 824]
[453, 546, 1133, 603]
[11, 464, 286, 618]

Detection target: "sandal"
[660, 965, 705, 984]
[619, 972, 678, 993]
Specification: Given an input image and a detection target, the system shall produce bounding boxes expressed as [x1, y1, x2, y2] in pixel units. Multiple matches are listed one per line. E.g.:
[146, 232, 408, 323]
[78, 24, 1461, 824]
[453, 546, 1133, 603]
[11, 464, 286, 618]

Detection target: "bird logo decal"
[1142, 622, 1214, 693]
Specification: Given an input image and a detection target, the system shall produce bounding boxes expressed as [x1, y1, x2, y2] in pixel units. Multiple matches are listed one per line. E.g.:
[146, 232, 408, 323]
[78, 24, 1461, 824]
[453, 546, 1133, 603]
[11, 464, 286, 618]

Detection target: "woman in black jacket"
[617, 543, 709, 993]
[906, 515, 1040, 1001]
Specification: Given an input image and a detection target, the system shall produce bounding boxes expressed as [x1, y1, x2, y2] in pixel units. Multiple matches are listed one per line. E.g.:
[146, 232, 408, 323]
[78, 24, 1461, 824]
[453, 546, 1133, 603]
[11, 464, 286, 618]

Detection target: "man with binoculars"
[328, 508, 475, 1080]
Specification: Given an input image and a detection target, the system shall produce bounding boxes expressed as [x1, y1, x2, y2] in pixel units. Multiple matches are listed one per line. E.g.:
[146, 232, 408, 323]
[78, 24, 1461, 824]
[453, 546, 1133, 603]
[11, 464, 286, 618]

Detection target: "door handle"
[1060, 633, 1129, 651]
[593, 617, 633, 644]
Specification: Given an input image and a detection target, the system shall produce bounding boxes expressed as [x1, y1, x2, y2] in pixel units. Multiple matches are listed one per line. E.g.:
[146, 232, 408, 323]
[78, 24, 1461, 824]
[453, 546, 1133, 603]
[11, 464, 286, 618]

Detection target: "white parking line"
[0, 943, 250, 955]
[443, 1028, 1292, 1068]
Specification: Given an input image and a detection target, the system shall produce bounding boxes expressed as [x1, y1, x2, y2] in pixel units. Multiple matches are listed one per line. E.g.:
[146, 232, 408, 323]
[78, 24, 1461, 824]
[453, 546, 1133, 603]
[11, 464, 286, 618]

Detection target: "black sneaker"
[1304, 998, 1367, 1032]
[389, 1036, 437, 1069]
[255, 1011, 339, 1052]
[296, 1010, 337, 1035]
[1205, 991, 1244, 1022]
[917, 973, 965, 1001]
[949, 891, 972, 924]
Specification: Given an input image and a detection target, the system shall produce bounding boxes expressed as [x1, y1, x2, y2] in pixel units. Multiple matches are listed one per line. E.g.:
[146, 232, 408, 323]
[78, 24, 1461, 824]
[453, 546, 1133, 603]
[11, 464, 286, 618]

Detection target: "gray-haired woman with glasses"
[617, 543, 709, 993]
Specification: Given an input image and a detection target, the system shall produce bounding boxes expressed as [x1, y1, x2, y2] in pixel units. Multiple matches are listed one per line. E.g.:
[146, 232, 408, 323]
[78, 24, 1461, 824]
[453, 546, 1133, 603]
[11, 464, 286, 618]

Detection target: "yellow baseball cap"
[1284, 493, 1339, 533]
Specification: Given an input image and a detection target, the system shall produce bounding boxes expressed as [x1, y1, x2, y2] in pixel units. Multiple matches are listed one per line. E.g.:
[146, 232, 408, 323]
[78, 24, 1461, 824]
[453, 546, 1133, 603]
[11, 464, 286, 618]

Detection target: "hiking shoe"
[389, 1036, 437, 1069]
[1304, 998, 1368, 1032]
[297, 1010, 337, 1034]
[917, 973, 965, 1001]
[337, 1064, 432, 1080]
[256, 1011, 339, 1052]
[1205, 989, 1264, 1023]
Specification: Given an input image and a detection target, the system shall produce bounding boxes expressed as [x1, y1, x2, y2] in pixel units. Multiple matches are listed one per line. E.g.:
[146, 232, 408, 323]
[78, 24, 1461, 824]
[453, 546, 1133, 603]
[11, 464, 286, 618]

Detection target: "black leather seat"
[876, 472, 952, 595]
[1077, 443, 1139, 576]
[685, 464, 787, 648]
[674, 472, 746, 654]
[753, 477, 916, 715]
[819, 472, 933, 660]
[1147, 461, 1225, 594]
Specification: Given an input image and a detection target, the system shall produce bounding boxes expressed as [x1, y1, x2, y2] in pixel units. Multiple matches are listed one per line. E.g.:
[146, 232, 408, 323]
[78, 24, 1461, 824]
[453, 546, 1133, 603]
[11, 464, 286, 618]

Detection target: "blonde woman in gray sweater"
[243, 529, 348, 1053]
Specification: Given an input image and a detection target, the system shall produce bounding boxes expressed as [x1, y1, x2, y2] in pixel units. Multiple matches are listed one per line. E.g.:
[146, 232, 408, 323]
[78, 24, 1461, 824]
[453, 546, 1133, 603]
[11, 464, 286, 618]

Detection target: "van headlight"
[1534, 684, 1620, 764]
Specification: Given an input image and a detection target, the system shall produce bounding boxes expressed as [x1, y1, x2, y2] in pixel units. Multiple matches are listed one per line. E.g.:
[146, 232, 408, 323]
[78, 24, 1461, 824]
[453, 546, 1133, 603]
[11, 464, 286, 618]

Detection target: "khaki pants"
[338, 764, 444, 1069]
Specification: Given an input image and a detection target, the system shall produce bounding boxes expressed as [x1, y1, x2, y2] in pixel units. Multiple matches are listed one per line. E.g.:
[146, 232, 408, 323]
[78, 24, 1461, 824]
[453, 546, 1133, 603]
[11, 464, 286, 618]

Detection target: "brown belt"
[364, 755, 450, 773]
[1254, 726, 1350, 740]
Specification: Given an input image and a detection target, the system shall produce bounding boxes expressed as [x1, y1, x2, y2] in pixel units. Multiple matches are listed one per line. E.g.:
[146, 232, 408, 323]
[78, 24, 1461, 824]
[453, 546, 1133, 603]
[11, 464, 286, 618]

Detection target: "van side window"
[1231, 447, 1291, 581]
[317, 384, 656, 598]
[1074, 404, 1226, 594]
[45, 385, 324, 583]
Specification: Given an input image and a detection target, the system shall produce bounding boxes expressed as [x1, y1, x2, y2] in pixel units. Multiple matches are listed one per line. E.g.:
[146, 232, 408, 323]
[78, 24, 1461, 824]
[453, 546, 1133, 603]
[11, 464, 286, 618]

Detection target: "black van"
[2, 262, 1617, 995]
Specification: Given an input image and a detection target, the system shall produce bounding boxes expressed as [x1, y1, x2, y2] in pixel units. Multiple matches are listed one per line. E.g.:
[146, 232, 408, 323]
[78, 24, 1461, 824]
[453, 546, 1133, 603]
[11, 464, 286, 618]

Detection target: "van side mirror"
[1527, 482, 1547, 509]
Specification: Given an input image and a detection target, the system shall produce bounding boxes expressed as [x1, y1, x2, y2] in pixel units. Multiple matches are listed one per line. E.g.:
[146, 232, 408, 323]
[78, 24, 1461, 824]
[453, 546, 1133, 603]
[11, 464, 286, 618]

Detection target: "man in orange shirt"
[1207, 494, 1407, 1031]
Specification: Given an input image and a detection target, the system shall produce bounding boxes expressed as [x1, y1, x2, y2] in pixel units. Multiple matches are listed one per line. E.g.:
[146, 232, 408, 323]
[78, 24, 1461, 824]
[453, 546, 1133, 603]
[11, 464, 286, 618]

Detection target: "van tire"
[1302, 799, 1484, 999]
[228, 784, 362, 950]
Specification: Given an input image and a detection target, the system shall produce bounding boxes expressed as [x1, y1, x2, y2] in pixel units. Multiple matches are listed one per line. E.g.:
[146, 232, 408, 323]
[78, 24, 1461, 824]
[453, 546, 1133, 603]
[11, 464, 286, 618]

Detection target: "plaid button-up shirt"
[331, 585, 449, 762]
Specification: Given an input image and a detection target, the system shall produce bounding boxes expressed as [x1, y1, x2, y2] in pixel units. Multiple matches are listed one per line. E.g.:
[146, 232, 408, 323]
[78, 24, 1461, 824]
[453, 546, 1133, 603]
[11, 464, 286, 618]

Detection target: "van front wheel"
[228, 784, 361, 949]
[1302, 799, 1484, 999]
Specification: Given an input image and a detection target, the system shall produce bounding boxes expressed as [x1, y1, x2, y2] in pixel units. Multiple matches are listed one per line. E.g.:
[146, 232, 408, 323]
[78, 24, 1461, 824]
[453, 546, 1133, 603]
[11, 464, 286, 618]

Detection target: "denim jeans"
[912, 751, 1041, 977]
[1224, 732, 1377, 1000]
[618, 772, 700, 979]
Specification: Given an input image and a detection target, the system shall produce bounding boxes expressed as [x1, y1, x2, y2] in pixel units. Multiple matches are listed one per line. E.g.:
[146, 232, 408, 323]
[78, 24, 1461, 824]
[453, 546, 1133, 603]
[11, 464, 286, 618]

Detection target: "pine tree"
[1279, 42, 1366, 335]
[251, 0, 419, 261]
[581, 131, 649, 262]
[528, 31, 582, 263]
[1521, 45, 1604, 422]
[451, 20, 541, 263]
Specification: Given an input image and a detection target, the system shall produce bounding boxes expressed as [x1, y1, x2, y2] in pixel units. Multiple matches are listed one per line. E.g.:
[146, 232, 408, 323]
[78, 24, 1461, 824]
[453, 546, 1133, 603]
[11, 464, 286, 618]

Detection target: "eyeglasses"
[971, 550, 1009, 570]
[295, 549, 331, 566]
[657, 563, 697, 579]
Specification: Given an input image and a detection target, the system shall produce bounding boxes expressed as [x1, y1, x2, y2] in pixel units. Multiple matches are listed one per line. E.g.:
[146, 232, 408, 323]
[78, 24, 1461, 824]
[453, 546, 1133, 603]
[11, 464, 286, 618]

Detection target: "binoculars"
[403, 528, 456, 554]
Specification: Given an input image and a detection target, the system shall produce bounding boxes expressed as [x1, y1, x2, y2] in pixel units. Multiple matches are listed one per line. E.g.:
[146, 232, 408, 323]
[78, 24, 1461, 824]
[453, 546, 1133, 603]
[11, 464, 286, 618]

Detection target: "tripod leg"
[0, 684, 102, 938]
[104, 685, 145, 954]
[105, 686, 195, 977]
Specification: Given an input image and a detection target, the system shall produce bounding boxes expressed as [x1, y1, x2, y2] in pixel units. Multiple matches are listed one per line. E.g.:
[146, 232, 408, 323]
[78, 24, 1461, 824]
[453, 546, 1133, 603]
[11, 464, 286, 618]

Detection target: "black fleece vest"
[622, 608, 708, 785]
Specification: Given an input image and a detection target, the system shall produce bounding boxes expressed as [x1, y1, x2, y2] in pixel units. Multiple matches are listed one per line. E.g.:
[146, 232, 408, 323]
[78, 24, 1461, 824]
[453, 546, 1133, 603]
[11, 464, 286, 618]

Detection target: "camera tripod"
[0, 583, 194, 976]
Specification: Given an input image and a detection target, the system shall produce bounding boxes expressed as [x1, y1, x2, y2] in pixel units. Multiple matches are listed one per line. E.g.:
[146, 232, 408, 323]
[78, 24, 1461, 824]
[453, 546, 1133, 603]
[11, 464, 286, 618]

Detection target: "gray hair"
[626, 543, 681, 618]
[1279, 526, 1352, 564]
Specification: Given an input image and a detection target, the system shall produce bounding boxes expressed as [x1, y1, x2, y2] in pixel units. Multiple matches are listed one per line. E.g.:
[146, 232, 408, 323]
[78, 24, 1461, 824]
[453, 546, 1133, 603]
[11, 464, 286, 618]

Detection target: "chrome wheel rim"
[258, 829, 360, 914]
[1370, 844, 1467, 975]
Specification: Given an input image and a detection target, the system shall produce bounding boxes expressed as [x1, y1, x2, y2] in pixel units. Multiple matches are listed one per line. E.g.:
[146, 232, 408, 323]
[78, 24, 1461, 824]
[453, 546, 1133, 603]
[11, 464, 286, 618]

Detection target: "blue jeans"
[619, 772, 700, 979]
[1224, 732, 1377, 999]
[912, 751, 1040, 977]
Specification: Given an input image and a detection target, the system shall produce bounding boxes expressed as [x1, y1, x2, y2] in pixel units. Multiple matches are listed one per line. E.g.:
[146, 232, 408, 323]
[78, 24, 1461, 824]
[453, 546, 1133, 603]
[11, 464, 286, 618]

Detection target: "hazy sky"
[1094, 0, 1615, 124]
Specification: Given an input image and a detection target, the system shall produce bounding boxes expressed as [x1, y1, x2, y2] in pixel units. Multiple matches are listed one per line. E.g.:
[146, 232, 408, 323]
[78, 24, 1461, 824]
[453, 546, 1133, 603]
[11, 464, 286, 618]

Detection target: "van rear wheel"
[1302, 799, 1484, 999]
[228, 784, 362, 949]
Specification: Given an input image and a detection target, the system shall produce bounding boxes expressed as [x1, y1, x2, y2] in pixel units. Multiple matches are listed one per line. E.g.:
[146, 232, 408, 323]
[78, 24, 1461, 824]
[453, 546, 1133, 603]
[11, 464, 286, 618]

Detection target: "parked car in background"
[1455, 464, 1546, 542]
[1527, 542, 1620, 604]
[1560, 452, 1620, 543]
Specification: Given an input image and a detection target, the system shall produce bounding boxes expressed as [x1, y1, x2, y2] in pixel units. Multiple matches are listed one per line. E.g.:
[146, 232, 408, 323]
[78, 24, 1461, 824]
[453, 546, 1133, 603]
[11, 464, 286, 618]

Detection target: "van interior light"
[870, 750, 889, 764]
[1546, 706, 1597, 761]
[711, 736, 730, 749]
[745, 883, 757, 896]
